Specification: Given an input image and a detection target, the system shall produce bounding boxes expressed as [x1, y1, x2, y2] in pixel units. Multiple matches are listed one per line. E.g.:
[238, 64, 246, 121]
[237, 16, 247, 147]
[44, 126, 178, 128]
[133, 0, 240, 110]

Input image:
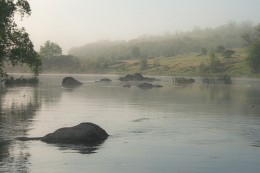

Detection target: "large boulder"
[41, 123, 109, 144]
[62, 77, 82, 88]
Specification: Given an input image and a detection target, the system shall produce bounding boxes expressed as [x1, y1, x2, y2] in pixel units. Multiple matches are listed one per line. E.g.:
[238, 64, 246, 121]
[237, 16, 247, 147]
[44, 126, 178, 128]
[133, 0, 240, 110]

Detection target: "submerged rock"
[17, 122, 109, 144]
[95, 78, 112, 82]
[62, 77, 82, 88]
[137, 82, 163, 89]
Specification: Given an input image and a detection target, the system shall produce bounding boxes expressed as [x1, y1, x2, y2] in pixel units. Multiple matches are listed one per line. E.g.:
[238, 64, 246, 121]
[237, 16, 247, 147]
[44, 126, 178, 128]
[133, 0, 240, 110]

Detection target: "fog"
[16, 0, 260, 53]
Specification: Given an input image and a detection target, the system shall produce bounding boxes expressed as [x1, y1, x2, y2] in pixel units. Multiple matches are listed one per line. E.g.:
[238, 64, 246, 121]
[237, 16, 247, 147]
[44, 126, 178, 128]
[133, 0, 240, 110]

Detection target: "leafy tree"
[131, 46, 141, 58]
[40, 40, 62, 59]
[0, 0, 41, 77]
[247, 40, 260, 73]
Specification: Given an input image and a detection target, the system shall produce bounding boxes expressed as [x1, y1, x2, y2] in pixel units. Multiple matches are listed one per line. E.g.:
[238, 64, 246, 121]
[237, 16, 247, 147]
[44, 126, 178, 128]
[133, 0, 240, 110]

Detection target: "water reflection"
[55, 141, 106, 154]
[0, 75, 260, 173]
[0, 86, 41, 173]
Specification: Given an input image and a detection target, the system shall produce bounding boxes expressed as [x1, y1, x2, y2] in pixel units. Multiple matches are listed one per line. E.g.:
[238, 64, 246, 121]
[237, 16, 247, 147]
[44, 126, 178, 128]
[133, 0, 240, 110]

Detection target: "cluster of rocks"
[62, 74, 163, 89]
[119, 73, 159, 82]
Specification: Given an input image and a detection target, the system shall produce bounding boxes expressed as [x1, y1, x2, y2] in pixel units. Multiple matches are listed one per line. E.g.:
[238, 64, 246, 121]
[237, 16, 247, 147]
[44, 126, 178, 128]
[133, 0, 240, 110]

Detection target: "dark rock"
[153, 84, 163, 88]
[138, 82, 154, 88]
[62, 77, 82, 88]
[119, 73, 159, 82]
[42, 123, 109, 144]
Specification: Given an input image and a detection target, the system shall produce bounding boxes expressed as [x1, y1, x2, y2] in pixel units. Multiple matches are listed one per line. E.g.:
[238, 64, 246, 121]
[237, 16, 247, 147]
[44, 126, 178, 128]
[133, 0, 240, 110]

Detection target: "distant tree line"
[39, 22, 260, 74]
[69, 22, 252, 61]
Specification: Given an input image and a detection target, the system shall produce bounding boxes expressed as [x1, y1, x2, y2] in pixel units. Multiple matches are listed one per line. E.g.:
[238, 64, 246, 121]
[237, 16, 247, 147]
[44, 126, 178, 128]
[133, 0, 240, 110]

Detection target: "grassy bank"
[107, 48, 258, 77]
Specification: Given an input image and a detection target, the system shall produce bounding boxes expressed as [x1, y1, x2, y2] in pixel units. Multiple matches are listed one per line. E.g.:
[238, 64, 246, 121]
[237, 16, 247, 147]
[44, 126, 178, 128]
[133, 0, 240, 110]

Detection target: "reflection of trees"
[199, 85, 232, 103]
[0, 86, 42, 173]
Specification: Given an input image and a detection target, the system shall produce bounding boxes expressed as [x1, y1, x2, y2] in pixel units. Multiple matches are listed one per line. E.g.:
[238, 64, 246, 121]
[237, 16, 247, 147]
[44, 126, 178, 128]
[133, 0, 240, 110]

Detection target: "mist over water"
[0, 74, 260, 173]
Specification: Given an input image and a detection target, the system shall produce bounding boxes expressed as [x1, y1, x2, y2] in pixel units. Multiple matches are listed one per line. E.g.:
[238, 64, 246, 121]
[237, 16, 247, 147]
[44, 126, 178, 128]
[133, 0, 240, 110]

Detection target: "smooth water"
[0, 74, 260, 173]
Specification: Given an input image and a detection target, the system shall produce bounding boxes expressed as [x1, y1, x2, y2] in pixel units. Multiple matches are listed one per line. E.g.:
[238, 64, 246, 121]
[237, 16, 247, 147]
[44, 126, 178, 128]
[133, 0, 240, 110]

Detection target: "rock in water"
[41, 123, 109, 144]
[62, 77, 82, 88]
[137, 82, 163, 89]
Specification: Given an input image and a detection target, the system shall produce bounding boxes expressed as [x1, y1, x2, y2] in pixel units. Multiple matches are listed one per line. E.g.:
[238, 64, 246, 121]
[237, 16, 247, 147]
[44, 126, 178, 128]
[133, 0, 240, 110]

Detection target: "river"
[0, 74, 260, 173]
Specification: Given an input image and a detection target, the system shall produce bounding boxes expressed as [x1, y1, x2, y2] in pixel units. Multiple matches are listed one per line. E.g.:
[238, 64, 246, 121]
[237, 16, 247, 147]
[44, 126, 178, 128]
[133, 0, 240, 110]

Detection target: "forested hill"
[69, 22, 251, 59]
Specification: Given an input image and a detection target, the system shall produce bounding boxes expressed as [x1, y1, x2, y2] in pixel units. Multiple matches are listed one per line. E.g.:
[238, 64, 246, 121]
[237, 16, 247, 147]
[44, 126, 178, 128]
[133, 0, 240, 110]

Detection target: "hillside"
[103, 48, 255, 77]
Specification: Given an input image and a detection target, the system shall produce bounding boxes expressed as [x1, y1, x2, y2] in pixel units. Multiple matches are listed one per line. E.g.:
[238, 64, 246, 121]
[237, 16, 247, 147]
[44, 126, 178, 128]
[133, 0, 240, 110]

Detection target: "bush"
[208, 52, 221, 72]
[222, 50, 235, 58]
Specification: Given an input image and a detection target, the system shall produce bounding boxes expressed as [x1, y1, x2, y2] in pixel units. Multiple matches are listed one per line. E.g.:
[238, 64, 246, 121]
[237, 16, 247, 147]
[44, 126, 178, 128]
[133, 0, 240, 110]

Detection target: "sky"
[16, 0, 260, 53]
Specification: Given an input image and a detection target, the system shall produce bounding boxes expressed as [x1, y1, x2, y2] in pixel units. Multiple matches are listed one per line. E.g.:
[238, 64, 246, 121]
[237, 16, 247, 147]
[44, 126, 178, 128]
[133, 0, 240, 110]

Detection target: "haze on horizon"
[16, 0, 260, 53]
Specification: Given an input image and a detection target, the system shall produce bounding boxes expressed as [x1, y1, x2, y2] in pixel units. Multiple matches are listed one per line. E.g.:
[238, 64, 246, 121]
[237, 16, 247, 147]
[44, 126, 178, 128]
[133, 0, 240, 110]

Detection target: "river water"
[0, 74, 260, 173]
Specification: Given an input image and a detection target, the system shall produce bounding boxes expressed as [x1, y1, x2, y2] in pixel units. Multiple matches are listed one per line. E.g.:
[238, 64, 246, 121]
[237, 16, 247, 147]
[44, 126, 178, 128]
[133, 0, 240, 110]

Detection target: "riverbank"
[4, 48, 260, 78]
[107, 48, 259, 77]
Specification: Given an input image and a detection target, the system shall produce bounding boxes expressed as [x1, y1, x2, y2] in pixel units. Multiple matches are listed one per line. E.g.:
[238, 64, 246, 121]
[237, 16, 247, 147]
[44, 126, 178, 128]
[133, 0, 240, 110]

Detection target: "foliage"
[241, 23, 260, 73]
[222, 50, 235, 58]
[202, 75, 232, 84]
[5, 75, 39, 87]
[172, 76, 195, 83]
[39, 41, 80, 72]
[241, 23, 260, 45]
[215, 45, 225, 53]
[40, 40, 62, 59]
[247, 40, 260, 73]
[200, 48, 208, 55]
[208, 52, 221, 73]
[41, 55, 80, 72]
[0, 0, 42, 77]
[131, 46, 141, 58]
[69, 22, 250, 60]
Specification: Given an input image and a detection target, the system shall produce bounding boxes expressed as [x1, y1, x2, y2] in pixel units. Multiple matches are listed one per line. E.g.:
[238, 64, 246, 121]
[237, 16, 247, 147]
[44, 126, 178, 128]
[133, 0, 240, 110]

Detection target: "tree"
[39, 40, 62, 59]
[139, 58, 148, 70]
[247, 40, 260, 73]
[215, 45, 225, 53]
[0, 0, 41, 78]
[131, 46, 141, 59]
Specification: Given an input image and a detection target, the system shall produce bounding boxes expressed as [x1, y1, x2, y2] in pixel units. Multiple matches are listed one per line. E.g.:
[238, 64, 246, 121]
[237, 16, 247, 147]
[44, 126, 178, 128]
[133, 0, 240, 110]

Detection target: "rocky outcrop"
[119, 73, 159, 82]
[16, 122, 109, 144]
[62, 77, 82, 88]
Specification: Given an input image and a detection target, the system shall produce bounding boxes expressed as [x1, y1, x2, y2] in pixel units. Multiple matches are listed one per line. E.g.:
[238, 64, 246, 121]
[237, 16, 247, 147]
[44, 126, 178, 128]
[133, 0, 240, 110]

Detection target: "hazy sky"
[16, 0, 260, 53]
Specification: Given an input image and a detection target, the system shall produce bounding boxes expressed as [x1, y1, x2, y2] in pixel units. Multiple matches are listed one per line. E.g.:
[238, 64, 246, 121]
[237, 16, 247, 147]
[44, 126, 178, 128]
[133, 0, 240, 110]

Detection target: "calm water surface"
[0, 74, 260, 173]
